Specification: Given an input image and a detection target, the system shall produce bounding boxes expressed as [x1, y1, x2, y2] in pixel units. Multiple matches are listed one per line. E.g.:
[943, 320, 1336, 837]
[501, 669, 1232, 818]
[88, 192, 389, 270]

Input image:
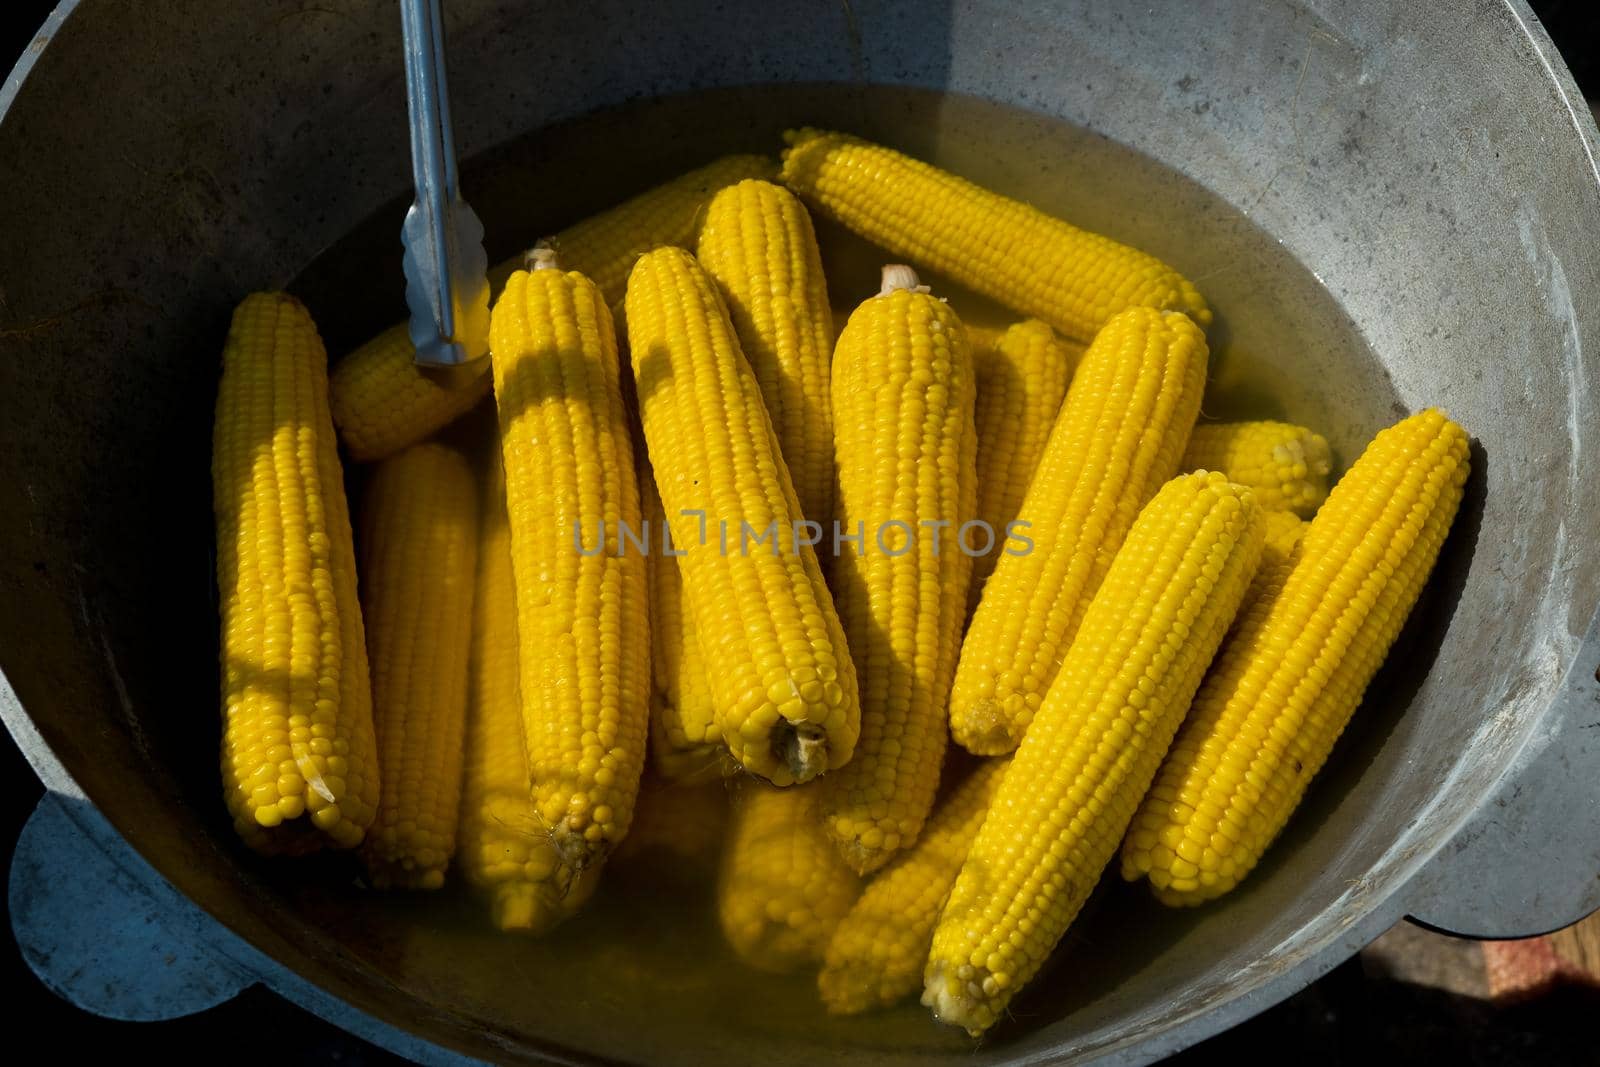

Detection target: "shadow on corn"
[490, 327, 617, 435]
[1251, 434, 1484, 879]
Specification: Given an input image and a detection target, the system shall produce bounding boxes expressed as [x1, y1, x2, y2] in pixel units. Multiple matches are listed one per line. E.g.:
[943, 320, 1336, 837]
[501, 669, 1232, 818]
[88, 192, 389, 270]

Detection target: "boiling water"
[281, 84, 1392, 1063]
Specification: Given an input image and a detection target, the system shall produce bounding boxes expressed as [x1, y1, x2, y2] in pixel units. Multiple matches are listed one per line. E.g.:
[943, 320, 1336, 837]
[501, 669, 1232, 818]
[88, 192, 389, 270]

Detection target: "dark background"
[1, 1, 1595, 1063]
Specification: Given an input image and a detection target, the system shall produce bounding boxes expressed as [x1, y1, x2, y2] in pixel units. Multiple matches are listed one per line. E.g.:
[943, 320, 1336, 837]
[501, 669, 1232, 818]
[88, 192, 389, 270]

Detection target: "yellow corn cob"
[329, 325, 494, 462]
[490, 253, 650, 870]
[1123, 410, 1470, 905]
[1225, 510, 1308, 635]
[924, 472, 1264, 1034]
[550, 154, 776, 303]
[820, 757, 1008, 1014]
[611, 775, 730, 871]
[831, 305, 852, 346]
[213, 292, 379, 854]
[649, 698, 729, 785]
[458, 469, 595, 932]
[1181, 420, 1334, 517]
[625, 246, 859, 785]
[967, 319, 1081, 609]
[1256, 511, 1307, 585]
[962, 323, 998, 350]
[358, 444, 479, 888]
[950, 307, 1208, 754]
[330, 155, 773, 461]
[780, 129, 1209, 343]
[821, 265, 976, 873]
[695, 179, 836, 523]
[718, 782, 861, 972]
[641, 470, 723, 781]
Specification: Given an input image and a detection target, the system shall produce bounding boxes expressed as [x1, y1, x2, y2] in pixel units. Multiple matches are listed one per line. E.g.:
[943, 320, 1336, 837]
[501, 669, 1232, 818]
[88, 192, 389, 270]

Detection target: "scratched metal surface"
[0, 0, 1596, 1063]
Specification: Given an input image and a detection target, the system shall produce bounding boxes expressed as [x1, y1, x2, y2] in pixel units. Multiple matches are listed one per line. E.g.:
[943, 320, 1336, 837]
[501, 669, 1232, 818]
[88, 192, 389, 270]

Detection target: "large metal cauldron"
[1, 1, 1597, 1062]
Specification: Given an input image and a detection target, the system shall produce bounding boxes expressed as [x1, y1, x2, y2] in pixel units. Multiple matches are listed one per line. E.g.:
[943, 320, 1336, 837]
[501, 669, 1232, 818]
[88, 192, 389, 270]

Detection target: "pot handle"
[8, 792, 255, 1019]
[1406, 601, 1600, 938]
[9, 790, 473, 1061]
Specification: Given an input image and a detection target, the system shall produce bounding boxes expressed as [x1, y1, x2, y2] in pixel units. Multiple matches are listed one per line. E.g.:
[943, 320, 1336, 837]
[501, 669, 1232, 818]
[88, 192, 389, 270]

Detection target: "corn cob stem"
[358, 443, 479, 888]
[490, 254, 650, 871]
[924, 472, 1264, 1034]
[951, 307, 1208, 754]
[820, 757, 1008, 1013]
[780, 129, 1209, 343]
[625, 246, 859, 785]
[1123, 410, 1469, 904]
[525, 242, 560, 272]
[879, 263, 928, 294]
[821, 264, 975, 873]
[213, 292, 379, 854]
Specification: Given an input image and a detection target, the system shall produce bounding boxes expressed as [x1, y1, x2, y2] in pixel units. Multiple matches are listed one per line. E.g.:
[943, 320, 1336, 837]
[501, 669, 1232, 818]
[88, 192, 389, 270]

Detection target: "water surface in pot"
[254, 82, 1429, 1063]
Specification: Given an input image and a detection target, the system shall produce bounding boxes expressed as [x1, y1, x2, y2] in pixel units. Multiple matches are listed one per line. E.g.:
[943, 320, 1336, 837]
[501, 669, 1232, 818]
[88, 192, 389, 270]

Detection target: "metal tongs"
[398, 0, 489, 368]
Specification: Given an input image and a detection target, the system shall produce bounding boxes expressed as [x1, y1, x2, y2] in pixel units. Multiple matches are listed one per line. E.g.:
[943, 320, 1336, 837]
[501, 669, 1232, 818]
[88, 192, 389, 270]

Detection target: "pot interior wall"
[0, 2, 1594, 1063]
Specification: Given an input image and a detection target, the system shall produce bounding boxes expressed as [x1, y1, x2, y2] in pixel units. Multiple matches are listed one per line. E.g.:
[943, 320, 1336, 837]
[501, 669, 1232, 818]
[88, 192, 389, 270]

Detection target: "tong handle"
[401, 0, 457, 338]
[398, 0, 488, 367]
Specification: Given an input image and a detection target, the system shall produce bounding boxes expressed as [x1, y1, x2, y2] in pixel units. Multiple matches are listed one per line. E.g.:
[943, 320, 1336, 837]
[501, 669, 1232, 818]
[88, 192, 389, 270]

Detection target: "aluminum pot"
[1, 0, 1597, 1062]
